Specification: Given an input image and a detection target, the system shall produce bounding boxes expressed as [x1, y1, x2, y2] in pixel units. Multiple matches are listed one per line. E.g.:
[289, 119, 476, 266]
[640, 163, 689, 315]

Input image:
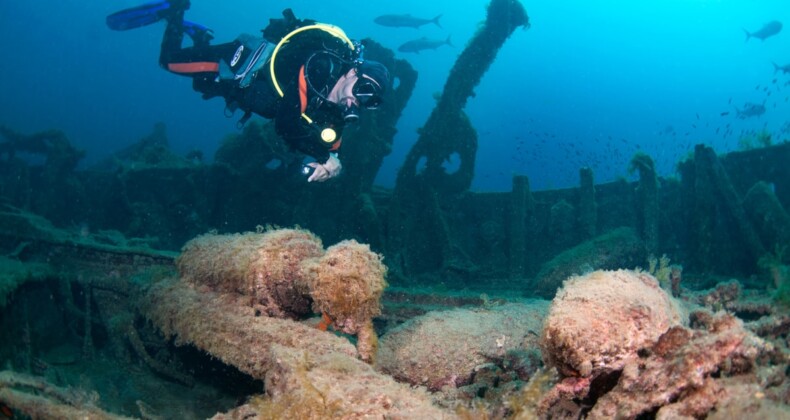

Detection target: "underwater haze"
[1, 0, 789, 191]
[3, 2, 790, 418]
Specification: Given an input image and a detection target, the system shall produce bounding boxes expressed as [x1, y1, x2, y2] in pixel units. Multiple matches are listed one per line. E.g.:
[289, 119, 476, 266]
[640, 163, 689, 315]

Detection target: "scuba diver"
[106, 1, 391, 182]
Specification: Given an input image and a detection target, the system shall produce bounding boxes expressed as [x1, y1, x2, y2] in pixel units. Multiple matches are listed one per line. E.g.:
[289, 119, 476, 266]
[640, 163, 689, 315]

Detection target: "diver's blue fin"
[106, 1, 187, 31]
[183, 21, 212, 40]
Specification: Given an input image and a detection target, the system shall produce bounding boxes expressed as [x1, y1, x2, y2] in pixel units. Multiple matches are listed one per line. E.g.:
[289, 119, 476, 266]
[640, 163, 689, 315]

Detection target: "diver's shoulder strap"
[217, 33, 274, 88]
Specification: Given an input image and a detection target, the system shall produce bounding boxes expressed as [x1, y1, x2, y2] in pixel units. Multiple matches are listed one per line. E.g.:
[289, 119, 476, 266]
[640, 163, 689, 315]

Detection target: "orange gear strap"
[298, 65, 308, 113]
[167, 61, 220, 73]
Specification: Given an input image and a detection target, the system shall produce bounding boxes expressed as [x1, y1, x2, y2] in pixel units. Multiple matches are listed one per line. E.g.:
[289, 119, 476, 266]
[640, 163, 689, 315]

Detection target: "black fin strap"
[236, 110, 253, 129]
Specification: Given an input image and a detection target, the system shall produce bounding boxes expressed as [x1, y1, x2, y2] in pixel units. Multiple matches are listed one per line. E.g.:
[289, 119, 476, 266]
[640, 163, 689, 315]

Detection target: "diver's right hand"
[307, 154, 342, 182]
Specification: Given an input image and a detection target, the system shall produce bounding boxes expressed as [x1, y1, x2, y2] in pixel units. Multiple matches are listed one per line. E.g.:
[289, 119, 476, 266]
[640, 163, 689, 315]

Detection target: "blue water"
[1, 0, 788, 191]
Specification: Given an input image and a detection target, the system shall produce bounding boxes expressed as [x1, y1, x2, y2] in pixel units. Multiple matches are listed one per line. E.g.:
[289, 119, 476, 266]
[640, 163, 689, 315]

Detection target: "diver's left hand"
[307, 154, 342, 182]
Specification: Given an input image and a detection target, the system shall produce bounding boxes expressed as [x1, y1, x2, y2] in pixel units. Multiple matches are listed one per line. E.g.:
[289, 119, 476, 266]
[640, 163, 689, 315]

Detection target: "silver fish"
[398, 36, 452, 53]
[773, 62, 790, 75]
[374, 14, 442, 29]
[743, 20, 782, 41]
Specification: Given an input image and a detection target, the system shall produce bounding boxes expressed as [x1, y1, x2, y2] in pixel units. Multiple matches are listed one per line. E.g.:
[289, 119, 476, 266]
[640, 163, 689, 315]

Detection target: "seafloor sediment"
[0, 209, 787, 418]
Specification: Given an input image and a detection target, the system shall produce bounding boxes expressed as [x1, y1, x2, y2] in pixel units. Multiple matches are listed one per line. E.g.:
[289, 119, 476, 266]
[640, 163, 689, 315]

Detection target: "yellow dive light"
[320, 128, 337, 142]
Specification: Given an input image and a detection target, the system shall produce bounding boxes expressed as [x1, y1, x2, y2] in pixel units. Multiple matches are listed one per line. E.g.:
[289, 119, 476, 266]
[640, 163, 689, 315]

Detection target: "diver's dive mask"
[338, 73, 385, 123]
[339, 73, 382, 123]
[339, 73, 382, 122]
[352, 76, 383, 110]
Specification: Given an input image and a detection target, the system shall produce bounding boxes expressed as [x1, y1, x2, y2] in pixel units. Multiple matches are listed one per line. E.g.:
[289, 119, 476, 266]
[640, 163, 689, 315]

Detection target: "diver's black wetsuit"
[159, 11, 352, 163]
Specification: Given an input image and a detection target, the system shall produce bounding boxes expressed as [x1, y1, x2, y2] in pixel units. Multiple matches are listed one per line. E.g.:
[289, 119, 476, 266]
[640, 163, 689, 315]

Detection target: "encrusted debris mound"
[540, 269, 684, 378]
[175, 228, 387, 362]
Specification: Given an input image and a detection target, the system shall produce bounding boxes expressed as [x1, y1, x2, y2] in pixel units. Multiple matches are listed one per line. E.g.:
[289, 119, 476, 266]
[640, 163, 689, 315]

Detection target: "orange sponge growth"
[303, 240, 388, 363]
[305, 240, 387, 327]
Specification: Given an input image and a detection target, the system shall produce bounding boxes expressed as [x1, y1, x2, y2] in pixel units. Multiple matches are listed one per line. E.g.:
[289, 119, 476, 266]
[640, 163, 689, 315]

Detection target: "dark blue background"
[1, 1, 788, 191]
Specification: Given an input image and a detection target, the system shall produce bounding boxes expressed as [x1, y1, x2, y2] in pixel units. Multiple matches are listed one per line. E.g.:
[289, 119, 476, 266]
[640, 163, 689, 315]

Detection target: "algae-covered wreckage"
[1, 0, 789, 418]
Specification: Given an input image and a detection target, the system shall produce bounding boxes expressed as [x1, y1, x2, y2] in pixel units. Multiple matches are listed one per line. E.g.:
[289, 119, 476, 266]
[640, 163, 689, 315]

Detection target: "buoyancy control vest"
[195, 16, 358, 132]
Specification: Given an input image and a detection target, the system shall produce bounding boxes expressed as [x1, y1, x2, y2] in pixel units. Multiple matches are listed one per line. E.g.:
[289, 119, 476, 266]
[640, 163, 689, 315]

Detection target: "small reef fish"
[773, 62, 790, 75]
[743, 20, 782, 41]
[398, 36, 453, 53]
[374, 13, 442, 29]
[735, 102, 766, 119]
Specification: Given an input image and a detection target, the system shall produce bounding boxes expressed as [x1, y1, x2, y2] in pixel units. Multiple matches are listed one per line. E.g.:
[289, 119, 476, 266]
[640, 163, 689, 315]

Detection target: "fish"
[657, 124, 675, 136]
[773, 62, 790, 75]
[374, 13, 442, 29]
[398, 36, 453, 53]
[743, 20, 782, 41]
[735, 102, 766, 119]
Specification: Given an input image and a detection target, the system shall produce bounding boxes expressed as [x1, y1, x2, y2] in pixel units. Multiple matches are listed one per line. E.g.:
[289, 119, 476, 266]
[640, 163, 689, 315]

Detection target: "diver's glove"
[307, 153, 342, 182]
